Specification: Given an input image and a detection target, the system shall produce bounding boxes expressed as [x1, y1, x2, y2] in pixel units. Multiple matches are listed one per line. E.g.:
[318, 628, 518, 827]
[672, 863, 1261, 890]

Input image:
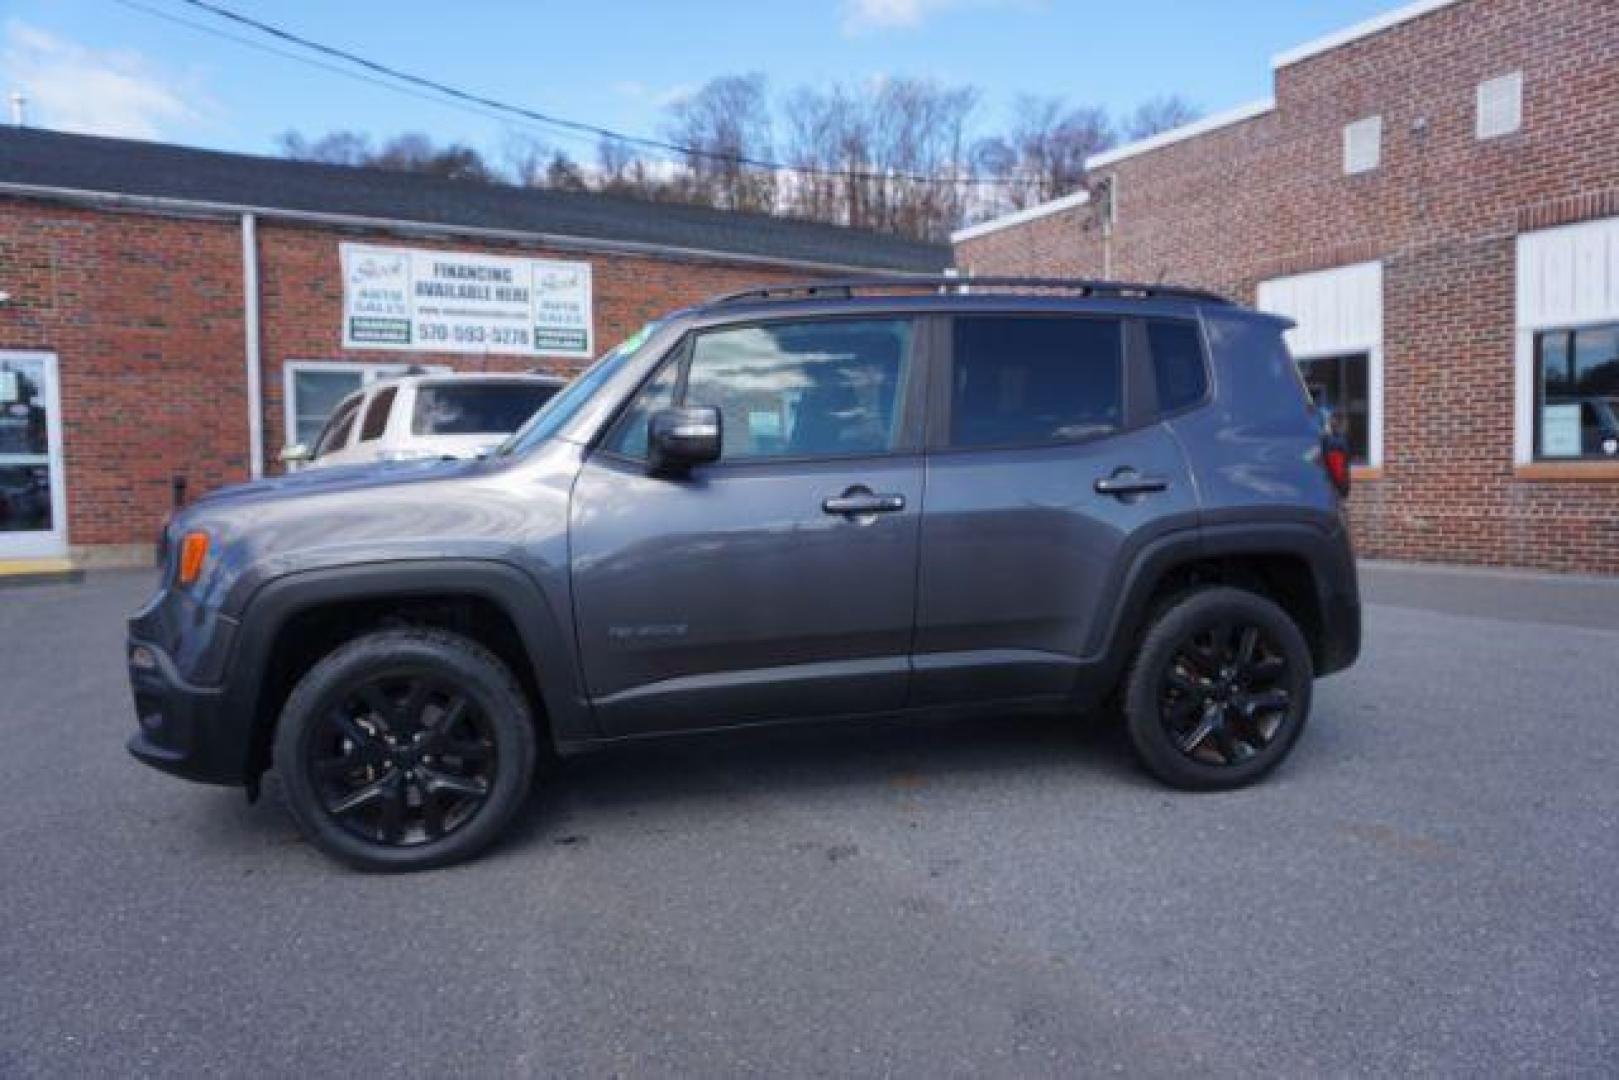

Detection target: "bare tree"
[1123, 95, 1200, 140]
[595, 137, 673, 200]
[369, 133, 496, 182]
[662, 74, 776, 214]
[972, 96, 1114, 217]
[780, 78, 978, 240]
[544, 151, 589, 191]
[501, 131, 554, 187]
[276, 129, 371, 166]
[278, 129, 497, 182]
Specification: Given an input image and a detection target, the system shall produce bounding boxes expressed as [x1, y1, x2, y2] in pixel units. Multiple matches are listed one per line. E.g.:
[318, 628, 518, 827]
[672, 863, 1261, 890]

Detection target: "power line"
[110, 0, 594, 151]
[156, 0, 1029, 187]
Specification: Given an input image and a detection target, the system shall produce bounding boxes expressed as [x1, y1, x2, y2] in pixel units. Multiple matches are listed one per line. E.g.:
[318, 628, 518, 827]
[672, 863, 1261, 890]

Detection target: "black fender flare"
[1076, 519, 1359, 703]
[223, 559, 593, 780]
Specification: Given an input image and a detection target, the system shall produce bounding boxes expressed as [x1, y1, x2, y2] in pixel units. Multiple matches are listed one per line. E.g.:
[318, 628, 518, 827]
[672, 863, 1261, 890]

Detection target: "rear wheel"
[274, 628, 536, 871]
[1123, 587, 1312, 790]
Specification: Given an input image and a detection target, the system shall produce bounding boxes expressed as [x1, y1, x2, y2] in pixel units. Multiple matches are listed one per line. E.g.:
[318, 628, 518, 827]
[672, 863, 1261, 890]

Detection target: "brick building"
[0, 129, 945, 566]
[955, 0, 1619, 574]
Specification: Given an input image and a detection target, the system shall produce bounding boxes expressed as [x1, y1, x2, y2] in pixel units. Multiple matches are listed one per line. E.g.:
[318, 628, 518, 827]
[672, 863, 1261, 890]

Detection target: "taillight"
[1322, 437, 1351, 498]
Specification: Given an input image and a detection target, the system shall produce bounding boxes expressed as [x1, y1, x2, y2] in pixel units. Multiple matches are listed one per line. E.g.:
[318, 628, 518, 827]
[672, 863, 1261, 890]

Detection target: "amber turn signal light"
[177, 530, 209, 585]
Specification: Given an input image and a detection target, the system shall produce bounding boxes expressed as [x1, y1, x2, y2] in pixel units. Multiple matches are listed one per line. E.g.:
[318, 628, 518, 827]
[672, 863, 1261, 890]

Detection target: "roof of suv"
[700, 276, 1235, 309]
[678, 276, 1289, 332]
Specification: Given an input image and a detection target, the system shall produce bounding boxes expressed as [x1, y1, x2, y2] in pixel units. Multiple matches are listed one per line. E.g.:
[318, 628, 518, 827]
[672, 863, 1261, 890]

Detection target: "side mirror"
[280, 443, 312, 469]
[647, 406, 721, 475]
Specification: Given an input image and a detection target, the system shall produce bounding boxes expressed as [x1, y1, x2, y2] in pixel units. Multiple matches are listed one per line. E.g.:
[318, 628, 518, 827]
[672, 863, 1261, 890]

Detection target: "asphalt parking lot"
[1, 563, 1616, 1076]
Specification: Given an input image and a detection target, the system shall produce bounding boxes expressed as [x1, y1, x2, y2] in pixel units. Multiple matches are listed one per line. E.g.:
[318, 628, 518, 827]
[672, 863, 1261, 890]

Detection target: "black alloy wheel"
[1158, 620, 1291, 766]
[1123, 587, 1313, 790]
[310, 671, 497, 846]
[275, 628, 537, 871]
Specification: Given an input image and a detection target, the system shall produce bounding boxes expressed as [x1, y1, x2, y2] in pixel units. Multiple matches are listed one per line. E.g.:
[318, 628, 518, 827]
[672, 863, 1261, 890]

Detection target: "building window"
[1343, 116, 1381, 175]
[1297, 354, 1370, 463]
[1476, 71, 1523, 139]
[282, 361, 444, 450]
[1534, 325, 1619, 460]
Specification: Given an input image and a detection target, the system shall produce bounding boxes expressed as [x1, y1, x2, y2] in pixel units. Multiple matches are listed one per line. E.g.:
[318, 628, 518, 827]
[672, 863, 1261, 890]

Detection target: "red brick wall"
[956, 0, 1619, 574]
[0, 201, 247, 547]
[0, 198, 827, 552]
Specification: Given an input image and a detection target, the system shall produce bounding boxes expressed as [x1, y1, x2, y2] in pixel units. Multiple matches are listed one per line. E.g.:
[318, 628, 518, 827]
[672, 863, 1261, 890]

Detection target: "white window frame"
[1476, 71, 1523, 140]
[1513, 216, 1619, 465]
[1343, 115, 1382, 175]
[0, 350, 68, 559]
[281, 360, 448, 451]
[1257, 262, 1385, 469]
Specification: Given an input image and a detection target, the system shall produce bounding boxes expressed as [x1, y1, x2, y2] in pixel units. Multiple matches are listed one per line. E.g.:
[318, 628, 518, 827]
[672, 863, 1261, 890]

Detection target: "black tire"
[274, 628, 537, 871]
[1123, 586, 1313, 791]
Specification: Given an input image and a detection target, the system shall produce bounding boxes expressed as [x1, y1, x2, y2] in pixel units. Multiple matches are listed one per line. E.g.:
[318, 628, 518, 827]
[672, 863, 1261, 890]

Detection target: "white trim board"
[950, 190, 1090, 244]
[1273, 0, 1468, 69]
[1085, 98, 1276, 171]
[1257, 262, 1385, 468]
[1512, 215, 1619, 465]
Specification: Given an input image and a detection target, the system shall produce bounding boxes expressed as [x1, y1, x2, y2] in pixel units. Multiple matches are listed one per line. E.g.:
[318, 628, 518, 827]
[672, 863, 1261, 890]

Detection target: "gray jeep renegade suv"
[127, 277, 1361, 871]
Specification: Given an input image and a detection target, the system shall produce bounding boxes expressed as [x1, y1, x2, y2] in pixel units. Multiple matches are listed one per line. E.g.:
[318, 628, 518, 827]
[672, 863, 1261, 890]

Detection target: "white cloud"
[840, 0, 1042, 36]
[610, 78, 695, 111]
[0, 21, 216, 139]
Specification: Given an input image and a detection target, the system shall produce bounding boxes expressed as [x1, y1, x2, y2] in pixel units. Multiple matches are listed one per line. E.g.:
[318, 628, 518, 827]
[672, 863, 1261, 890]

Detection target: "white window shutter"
[1343, 116, 1381, 175]
[1476, 72, 1523, 139]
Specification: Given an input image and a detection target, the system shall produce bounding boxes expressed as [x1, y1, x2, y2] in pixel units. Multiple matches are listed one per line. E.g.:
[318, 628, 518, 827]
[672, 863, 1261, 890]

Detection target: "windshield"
[411, 383, 560, 436]
[497, 321, 662, 457]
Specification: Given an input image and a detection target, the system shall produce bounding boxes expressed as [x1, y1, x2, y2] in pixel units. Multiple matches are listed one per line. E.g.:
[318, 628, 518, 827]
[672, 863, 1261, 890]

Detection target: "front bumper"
[126, 637, 249, 786]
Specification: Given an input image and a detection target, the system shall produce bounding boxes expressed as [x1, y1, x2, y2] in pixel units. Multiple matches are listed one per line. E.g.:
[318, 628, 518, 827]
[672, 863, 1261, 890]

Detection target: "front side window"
[949, 316, 1123, 448]
[1296, 353, 1369, 463]
[1536, 325, 1619, 459]
[607, 319, 910, 463]
[411, 383, 561, 436]
[683, 320, 911, 461]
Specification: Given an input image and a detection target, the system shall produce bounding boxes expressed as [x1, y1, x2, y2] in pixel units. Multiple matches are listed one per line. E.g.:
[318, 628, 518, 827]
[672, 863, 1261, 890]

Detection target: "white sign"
[340, 243, 593, 358]
[1541, 403, 1582, 457]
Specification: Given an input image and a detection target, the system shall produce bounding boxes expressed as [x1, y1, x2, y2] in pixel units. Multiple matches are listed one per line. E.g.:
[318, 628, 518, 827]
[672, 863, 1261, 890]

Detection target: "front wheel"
[274, 628, 537, 871]
[1123, 587, 1313, 791]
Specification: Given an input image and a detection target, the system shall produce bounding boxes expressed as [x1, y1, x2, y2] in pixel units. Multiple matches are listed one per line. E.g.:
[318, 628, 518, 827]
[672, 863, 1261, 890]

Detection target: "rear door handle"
[823, 491, 906, 515]
[1094, 474, 1169, 497]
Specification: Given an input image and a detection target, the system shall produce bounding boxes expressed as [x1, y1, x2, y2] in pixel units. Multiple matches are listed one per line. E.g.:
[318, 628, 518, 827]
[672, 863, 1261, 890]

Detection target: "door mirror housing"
[647, 406, 721, 474]
[280, 442, 312, 468]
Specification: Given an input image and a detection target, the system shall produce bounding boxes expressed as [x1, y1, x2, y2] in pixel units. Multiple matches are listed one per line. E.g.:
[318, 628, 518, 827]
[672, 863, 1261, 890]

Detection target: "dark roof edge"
[0, 180, 949, 276]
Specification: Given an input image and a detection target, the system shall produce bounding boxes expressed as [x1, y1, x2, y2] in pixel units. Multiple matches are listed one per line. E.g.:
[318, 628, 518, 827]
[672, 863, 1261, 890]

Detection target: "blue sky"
[2, 0, 1407, 162]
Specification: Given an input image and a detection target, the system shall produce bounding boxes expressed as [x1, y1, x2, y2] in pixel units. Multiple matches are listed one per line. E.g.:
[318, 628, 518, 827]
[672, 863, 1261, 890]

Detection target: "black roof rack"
[706, 275, 1233, 307]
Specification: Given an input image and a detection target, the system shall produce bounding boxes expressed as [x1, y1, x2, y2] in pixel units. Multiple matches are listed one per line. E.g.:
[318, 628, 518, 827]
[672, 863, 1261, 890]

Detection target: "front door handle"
[1094, 474, 1169, 497]
[823, 490, 906, 516]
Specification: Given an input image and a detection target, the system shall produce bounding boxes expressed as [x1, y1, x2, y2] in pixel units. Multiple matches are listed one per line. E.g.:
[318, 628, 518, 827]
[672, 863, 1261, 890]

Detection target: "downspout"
[240, 213, 264, 479]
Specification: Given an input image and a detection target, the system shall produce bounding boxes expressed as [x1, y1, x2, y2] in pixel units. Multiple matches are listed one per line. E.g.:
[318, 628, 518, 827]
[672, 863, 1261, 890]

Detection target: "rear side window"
[359, 386, 396, 441]
[1147, 319, 1209, 414]
[949, 316, 1123, 448]
[412, 383, 561, 436]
